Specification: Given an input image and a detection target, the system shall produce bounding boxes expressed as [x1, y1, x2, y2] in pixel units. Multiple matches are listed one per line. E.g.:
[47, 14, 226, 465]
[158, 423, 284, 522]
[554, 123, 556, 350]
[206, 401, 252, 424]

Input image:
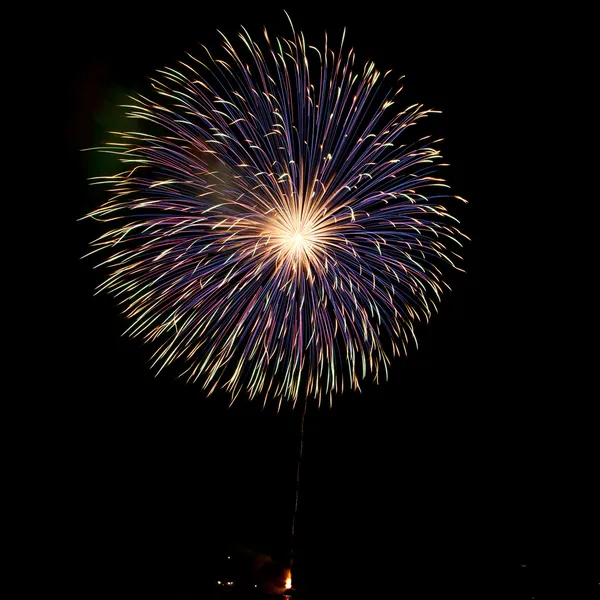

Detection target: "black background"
[58, 3, 597, 598]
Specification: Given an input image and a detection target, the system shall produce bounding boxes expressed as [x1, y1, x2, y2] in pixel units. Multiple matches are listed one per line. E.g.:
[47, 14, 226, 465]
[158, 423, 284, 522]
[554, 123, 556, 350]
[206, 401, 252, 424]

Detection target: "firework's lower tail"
[290, 399, 307, 578]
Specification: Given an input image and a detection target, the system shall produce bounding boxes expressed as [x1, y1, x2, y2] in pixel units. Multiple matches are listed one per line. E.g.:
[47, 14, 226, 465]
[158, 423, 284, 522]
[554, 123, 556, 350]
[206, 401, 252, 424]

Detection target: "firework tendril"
[84, 19, 468, 408]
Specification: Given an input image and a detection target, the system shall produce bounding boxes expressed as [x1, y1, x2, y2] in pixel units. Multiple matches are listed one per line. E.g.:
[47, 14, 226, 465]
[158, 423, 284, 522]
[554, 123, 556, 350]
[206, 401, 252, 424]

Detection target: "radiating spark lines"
[83, 18, 468, 407]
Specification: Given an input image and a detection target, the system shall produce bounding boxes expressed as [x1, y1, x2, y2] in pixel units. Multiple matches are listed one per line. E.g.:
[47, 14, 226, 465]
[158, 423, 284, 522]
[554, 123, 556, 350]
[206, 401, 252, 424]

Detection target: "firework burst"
[83, 18, 467, 407]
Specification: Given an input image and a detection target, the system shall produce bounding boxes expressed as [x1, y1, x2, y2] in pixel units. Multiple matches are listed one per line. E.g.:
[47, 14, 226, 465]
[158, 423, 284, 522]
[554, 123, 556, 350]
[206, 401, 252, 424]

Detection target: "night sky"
[62, 4, 597, 598]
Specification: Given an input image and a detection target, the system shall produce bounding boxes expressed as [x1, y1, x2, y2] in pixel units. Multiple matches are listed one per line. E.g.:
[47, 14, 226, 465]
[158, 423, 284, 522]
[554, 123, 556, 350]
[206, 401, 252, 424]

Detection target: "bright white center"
[287, 230, 306, 253]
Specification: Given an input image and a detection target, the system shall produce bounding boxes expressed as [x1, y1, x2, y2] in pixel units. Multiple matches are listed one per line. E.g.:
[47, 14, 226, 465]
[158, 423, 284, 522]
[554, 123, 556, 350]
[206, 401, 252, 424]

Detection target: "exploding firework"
[83, 17, 467, 407]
